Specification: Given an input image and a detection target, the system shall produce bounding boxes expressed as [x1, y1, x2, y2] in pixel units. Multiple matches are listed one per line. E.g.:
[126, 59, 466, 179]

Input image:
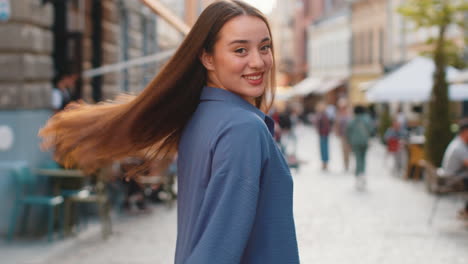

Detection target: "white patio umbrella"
[366, 56, 467, 102]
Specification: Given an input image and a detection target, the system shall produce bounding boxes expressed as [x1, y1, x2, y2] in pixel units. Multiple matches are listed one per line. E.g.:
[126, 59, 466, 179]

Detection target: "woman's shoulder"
[196, 101, 270, 142]
[210, 109, 271, 154]
[201, 101, 263, 124]
[223, 108, 268, 133]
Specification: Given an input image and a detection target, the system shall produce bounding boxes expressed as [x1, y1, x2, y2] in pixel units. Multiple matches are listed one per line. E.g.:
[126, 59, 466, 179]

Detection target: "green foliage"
[398, 0, 467, 166]
[398, 0, 468, 28]
[420, 38, 467, 69]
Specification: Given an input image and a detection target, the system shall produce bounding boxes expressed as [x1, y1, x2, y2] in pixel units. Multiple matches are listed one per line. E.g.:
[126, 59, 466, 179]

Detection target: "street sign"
[0, 0, 11, 22]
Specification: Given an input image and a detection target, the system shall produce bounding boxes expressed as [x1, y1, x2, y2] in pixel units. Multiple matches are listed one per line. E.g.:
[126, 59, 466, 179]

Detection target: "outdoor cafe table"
[35, 168, 87, 235]
[35, 168, 85, 194]
[35, 168, 112, 238]
[405, 135, 425, 179]
[35, 168, 85, 178]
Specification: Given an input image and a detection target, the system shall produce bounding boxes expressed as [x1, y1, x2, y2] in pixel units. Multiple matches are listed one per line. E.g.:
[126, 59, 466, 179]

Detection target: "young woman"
[40, 1, 299, 263]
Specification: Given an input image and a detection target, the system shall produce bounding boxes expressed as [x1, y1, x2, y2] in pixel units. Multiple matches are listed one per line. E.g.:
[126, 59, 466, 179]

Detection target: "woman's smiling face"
[201, 15, 273, 103]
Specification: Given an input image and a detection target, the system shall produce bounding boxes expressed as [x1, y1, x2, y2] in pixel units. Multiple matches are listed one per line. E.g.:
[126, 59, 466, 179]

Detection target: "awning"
[291, 76, 322, 96]
[315, 78, 346, 94]
[292, 76, 345, 96]
[275, 86, 294, 100]
[366, 56, 465, 102]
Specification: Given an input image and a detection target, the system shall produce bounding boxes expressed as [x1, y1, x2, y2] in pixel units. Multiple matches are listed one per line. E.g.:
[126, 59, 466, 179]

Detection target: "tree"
[378, 104, 392, 144]
[398, 0, 468, 166]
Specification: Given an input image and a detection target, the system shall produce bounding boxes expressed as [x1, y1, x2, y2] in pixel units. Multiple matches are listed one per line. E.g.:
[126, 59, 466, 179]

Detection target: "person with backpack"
[346, 105, 374, 190]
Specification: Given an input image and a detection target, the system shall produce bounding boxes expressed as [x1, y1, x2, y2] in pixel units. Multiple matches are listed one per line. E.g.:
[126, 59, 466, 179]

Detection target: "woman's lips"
[243, 72, 264, 85]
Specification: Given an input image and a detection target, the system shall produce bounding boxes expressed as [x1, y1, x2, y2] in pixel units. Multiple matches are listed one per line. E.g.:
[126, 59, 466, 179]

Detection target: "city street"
[1, 1, 467, 264]
[12, 125, 468, 264]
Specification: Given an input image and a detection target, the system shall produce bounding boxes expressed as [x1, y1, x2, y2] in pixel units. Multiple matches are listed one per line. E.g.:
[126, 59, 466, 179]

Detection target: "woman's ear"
[200, 50, 215, 71]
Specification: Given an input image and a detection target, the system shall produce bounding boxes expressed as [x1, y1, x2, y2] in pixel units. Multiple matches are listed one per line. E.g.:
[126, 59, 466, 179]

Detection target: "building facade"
[291, 0, 326, 84]
[0, 0, 55, 234]
[270, 0, 296, 86]
[308, 9, 351, 79]
[349, 0, 388, 105]
[307, 0, 351, 104]
[0, 0, 192, 236]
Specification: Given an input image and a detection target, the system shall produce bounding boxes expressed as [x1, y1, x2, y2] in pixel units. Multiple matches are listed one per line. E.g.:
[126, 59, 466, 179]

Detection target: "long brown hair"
[39, 0, 277, 174]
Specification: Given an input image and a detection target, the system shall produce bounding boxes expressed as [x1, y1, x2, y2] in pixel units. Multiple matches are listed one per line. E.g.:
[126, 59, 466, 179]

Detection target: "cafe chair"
[419, 160, 466, 194]
[405, 143, 424, 179]
[7, 162, 64, 242]
[66, 186, 112, 239]
[64, 169, 113, 239]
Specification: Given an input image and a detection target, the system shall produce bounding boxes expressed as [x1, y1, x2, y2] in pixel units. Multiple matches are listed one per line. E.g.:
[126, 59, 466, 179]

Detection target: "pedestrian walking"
[51, 74, 76, 112]
[325, 103, 336, 127]
[335, 98, 351, 171]
[279, 104, 299, 162]
[384, 120, 408, 174]
[39, 1, 300, 263]
[346, 105, 374, 190]
[315, 101, 332, 170]
[278, 107, 293, 152]
[396, 106, 407, 131]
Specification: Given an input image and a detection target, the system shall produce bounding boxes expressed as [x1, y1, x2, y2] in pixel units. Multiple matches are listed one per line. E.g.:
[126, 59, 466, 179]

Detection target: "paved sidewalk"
[4, 124, 467, 264]
[2, 205, 178, 264]
[293, 125, 468, 264]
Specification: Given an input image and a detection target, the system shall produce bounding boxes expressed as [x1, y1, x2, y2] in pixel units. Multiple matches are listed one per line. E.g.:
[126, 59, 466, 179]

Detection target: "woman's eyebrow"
[228, 39, 249, 45]
[259, 37, 271, 43]
[228, 37, 271, 45]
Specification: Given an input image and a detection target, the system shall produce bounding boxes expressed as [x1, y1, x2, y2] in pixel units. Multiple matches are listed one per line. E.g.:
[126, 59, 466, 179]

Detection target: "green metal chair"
[6, 162, 64, 242]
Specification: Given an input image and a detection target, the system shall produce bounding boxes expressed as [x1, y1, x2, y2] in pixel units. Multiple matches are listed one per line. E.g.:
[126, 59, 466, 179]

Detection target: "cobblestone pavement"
[18, 125, 468, 264]
[293, 125, 467, 264]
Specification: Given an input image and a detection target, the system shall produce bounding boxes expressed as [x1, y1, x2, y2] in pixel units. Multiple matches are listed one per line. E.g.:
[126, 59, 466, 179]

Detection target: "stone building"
[0, 2, 55, 234]
[0, 0, 192, 237]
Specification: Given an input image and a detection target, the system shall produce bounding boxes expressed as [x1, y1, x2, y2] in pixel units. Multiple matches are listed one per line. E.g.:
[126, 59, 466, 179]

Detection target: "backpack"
[349, 118, 371, 146]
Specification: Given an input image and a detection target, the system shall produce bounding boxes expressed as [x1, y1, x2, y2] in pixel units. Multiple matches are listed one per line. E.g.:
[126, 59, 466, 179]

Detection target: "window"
[141, 14, 158, 88]
[379, 28, 384, 64]
[351, 34, 355, 66]
[119, 5, 129, 92]
[360, 32, 364, 65]
[369, 30, 373, 64]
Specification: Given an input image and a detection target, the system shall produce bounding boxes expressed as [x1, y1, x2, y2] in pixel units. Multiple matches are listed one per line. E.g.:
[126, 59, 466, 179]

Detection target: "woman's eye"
[260, 44, 271, 52]
[235, 48, 247, 54]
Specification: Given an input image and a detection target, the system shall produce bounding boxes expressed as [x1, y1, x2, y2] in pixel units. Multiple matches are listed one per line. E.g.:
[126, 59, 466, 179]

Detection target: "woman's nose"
[248, 51, 265, 69]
